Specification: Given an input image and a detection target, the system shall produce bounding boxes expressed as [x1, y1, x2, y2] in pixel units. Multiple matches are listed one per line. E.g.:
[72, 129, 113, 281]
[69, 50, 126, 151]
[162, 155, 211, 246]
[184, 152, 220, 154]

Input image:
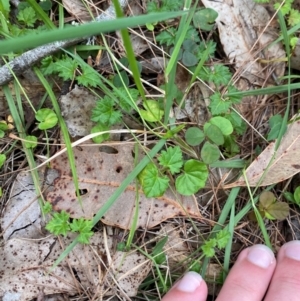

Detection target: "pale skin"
[161, 241, 300, 301]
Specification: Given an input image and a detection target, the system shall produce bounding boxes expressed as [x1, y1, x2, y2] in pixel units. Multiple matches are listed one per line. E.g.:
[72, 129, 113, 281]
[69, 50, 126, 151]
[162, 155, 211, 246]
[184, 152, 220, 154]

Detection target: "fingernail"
[176, 272, 203, 293]
[246, 245, 275, 268]
[283, 241, 300, 261]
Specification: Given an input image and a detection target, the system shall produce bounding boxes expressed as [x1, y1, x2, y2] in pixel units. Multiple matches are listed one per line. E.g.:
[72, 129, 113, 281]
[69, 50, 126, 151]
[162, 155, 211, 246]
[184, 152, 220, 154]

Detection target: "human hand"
[161, 241, 300, 301]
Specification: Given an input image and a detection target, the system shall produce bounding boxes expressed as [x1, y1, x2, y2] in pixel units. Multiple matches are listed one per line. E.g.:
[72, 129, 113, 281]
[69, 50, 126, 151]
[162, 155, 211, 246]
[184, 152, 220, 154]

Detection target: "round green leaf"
[175, 159, 208, 196]
[204, 123, 224, 145]
[259, 191, 275, 210]
[193, 8, 218, 31]
[35, 108, 58, 130]
[39, 0, 52, 11]
[0, 154, 6, 168]
[146, 23, 155, 31]
[116, 57, 129, 71]
[182, 40, 198, 52]
[182, 50, 198, 67]
[170, 47, 183, 60]
[201, 141, 220, 164]
[25, 135, 38, 149]
[91, 124, 110, 143]
[140, 100, 164, 122]
[185, 127, 205, 146]
[266, 202, 289, 221]
[209, 116, 233, 135]
[294, 186, 300, 205]
[283, 191, 295, 203]
[138, 163, 169, 197]
[264, 211, 276, 220]
[0, 122, 9, 131]
[113, 71, 129, 87]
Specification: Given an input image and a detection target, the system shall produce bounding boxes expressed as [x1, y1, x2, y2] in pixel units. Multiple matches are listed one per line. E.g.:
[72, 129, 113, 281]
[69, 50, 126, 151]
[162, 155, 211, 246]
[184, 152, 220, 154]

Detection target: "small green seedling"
[201, 141, 220, 164]
[138, 146, 208, 197]
[17, 6, 38, 28]
[267, 114, 287, 141]
[201, 229, 231, 258]
[284, 186, 300, 206]
[0, 154, 6, 169]
[151, 236, 168, 265]
[172, 39, 199, 67]
[90, 123, 110, 143]
[35, 108, 58, 130]
[24, 135, 38, 149]
[0, 121, 9, 138]
[140, 100, 164, 122]
[258, 191, 289, 221]
[146, 0, 182, 30]
[193, 8, 218, 31]
[113, 57, 142, 87]
[45, 207, 94, 244]
[184, 116, 236, 164]
[185, 127, 205, 146]
[91, 87, 139, 142]
[41, 55, 101, 88]
[42, 201, 52, 214]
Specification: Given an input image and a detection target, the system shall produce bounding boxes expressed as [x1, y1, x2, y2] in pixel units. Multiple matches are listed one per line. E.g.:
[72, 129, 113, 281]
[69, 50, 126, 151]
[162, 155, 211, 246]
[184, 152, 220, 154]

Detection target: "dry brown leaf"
[116, 31, 152, 56]
[291, 38, 300, 71]
[159, 224, 189, 265]
[62, 0, 95, 22]
[60, 85, 98, 137]
[224, 118, 300, 188]
[0, 231, 151, 300]
[1, 169, 58, 241]
[47, 144, 200, 229]
[201, 0, 285, 84]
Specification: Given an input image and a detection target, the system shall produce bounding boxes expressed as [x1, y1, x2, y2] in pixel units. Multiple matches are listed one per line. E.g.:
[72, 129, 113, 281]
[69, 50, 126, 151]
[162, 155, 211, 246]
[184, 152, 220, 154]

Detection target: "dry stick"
[0, 0, 129, 86]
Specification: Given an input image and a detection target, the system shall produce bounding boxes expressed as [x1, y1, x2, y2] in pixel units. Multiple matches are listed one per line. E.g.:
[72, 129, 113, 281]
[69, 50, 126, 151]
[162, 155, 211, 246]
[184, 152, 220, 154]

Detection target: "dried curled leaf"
[60, 85, 98, 137]
[201, 0, 285, 84]
[47, 144, 201, 229]
[225, 118, 300, 188]
[1, 169, 58, 241]
[0, 231, 151, 300]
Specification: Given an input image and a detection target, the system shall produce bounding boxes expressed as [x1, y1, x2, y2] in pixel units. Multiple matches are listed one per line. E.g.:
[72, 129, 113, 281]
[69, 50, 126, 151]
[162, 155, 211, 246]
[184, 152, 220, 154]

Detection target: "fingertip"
[161, 272, 208, 301]
[245, 244, 275, 269]
[176, 271, 203, 292]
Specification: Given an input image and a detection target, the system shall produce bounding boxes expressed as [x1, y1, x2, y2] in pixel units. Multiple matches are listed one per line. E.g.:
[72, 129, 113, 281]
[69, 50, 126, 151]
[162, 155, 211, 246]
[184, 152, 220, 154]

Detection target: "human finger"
[216, 245, 276, 301]
[264, 241, 300, 301]
[161, 271, 208, 301]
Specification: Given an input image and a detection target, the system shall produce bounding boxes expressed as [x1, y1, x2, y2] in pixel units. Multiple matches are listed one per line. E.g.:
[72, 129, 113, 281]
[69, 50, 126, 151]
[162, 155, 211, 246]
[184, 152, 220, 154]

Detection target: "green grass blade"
[34, 67, 82, 206]
[126, 143, 140, 249]
[164, 1, 196, 125]
[223, 203, 235, 276]
[275, 10, 291, 150]
[3, 85, 43, 207]
[225, 82, 299, 98]
[271, 22, 300, 47]
[210, 159, 245, 169]
[0, 11, 186, 54]
[112, 0, 146, 102]
[58, 3, 65, 29]
[201, 187, 240, 276]
[243, 170, 271, 248]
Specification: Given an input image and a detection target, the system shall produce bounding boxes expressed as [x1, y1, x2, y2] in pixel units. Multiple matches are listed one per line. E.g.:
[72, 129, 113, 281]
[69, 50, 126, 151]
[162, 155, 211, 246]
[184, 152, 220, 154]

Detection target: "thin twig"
[0, 0, 129, 86]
